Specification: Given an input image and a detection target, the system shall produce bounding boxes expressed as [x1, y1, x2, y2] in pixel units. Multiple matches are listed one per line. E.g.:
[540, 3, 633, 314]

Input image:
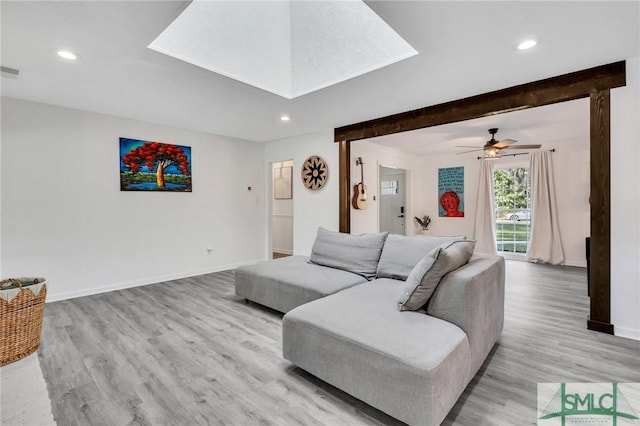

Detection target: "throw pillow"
[397, 240, 475, 311]
[377, 234, 467, 281]
[309, 227, 388, 279]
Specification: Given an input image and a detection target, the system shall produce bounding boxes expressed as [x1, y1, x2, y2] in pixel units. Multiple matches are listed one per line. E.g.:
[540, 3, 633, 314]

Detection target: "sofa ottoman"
[235, 255, 367, 313]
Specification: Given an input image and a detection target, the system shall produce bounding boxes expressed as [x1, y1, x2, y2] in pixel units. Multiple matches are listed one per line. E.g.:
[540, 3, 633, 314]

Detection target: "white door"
[379, 167, 406, 235]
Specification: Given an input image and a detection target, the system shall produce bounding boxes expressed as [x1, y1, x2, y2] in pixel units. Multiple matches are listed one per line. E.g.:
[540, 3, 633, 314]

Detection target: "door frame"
[334, 61, 626, 335]
[269, 159, 294, 258]
[378, 165, 408, 235]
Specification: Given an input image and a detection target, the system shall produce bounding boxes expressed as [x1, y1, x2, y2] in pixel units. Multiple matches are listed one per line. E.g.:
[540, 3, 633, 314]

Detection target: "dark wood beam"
[338, 140, 350, 233]
[334, 61, 626, 143]
[588, 89, 613, 334]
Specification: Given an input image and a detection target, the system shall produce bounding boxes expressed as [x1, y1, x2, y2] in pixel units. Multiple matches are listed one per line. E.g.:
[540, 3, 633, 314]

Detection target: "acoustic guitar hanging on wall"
[352, 157, 369, 210]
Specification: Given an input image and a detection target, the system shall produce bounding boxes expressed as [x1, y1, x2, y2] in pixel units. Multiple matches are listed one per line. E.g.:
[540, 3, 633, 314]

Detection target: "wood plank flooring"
[35, 261, 640, 425]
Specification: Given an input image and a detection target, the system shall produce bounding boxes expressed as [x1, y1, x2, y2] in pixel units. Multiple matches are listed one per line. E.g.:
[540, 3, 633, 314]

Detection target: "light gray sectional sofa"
[235, 228, 505, 425]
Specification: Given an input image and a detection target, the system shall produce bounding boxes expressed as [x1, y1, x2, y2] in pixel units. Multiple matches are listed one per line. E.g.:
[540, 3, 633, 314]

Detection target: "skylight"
[148, 0, 418, 99]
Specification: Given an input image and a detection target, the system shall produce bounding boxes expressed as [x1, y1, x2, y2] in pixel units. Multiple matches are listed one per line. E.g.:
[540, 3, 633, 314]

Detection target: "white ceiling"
[1, 1, 639, 145]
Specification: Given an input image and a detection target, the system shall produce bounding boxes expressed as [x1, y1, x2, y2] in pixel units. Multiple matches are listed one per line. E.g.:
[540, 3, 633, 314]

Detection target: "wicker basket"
[0, 278, 47, 366]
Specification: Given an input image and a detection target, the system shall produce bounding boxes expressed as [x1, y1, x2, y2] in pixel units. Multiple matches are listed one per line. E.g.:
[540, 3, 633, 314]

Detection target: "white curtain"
[527, 151, 564, 264]
[474, 160, 497, 255]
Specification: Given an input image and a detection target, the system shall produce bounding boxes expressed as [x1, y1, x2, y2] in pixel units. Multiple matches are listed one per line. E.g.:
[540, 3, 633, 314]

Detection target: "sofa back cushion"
[397, 240, 475, 311]
[309, 227, 388, 279]
[376, 234, 466, 281]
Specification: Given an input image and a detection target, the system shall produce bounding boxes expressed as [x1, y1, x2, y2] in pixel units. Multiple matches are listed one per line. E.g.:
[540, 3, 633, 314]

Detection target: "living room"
[2, 1, 639, 425]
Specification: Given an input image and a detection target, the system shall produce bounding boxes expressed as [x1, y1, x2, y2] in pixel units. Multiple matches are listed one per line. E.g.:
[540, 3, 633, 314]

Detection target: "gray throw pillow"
[397, 240, 475, 311]
[377, 234, 467, 281]
[309, 227, 388, 279]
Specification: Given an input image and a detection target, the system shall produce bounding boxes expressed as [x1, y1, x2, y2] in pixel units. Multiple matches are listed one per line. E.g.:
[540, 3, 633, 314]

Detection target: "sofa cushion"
[283, 278, 472, 426]
[309, 227, 388, 279]
[376, 234, 466, 281]
[398, 240, 475, 311]
[235, 255, 367, 313]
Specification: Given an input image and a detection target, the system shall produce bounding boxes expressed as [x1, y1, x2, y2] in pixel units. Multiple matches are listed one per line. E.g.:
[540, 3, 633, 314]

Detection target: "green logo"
[539, 383, 639, 425]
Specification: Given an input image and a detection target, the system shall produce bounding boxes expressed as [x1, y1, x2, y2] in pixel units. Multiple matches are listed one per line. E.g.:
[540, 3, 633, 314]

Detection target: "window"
[494, 168, 531, 253]
[380, 179, 398, 195]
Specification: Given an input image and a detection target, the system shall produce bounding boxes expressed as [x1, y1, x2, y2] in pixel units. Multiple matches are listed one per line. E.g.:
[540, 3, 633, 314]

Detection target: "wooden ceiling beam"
[334, 61, 625, 143]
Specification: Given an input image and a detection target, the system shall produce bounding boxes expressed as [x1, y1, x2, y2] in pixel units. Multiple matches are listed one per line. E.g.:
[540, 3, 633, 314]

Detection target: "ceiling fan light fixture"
[486, 148, 499, 157]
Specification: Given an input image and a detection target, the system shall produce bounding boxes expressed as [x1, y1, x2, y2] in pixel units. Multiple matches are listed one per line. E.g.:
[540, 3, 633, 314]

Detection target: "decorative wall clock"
[301, 155, 328, 190]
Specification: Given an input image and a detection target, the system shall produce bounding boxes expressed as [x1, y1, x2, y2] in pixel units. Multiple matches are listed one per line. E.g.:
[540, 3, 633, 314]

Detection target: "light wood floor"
[35, 261, 640, 425]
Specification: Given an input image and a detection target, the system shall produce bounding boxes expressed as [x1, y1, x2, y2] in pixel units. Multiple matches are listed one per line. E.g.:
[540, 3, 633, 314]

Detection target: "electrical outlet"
[207, 246, 213, 254]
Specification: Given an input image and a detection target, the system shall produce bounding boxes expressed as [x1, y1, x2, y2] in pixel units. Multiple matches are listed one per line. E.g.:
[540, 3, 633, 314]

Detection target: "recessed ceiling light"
[280, 115, 290, 122]
[517, 40, 537, 50]
[57, 50, 78, 60]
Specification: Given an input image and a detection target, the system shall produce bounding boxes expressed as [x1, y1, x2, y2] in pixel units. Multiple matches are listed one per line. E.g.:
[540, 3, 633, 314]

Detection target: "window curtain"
[474, 160, 497, 255]
[527, 151, 564, 264]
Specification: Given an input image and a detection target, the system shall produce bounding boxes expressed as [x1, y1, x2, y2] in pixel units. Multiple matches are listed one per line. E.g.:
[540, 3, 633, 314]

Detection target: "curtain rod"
[477, 148, 555, 160]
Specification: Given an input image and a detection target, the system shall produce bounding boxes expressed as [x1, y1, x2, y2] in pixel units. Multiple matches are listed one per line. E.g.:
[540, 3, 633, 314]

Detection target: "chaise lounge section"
[235, 255, 367, 313]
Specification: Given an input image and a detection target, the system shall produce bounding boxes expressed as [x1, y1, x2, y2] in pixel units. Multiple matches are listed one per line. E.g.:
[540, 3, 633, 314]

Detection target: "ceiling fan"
[456, 128, 541, 157]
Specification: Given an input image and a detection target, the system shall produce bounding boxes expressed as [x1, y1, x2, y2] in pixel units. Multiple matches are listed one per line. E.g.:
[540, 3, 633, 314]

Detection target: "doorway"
[379, 166, 407, 235]
[271, 160, 293, 259]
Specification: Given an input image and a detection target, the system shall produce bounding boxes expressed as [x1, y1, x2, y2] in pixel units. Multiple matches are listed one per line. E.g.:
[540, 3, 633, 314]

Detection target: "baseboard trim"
[587, 319, 615, 334]
[614, 325, 640, 341]
[45, 258, 266, 303]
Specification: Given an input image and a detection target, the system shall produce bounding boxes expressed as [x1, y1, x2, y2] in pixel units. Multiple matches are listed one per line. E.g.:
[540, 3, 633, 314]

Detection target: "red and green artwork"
[438, 166, 464, 217]
[120, 138, 192, 192]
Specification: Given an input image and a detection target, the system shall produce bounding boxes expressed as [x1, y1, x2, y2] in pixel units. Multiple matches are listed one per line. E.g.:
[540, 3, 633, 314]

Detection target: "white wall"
[264, 130, 338, 255]
[271, 160, 293, 254]
[0, 97, 3, 279]
[550, 141, 590, 267]
[611, 56, 640, 340]
[350, 142, 422, 235]
[1, 97, 266, 302]
[415, 153, 481, 240]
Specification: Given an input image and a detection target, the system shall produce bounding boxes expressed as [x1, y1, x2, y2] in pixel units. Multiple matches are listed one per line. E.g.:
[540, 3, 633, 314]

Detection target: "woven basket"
[0, 278, 47, 366]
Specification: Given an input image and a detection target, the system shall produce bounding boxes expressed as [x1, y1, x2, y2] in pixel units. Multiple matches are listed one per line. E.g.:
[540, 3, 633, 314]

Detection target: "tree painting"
[120, 138, 192, 192]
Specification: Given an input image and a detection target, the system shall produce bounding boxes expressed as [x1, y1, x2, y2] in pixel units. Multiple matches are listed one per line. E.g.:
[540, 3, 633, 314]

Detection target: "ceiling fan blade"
[456, 148, 485, 155]
[455, 145, 484, 148]
[494, 139, 517, 148]
[502, 144, 542, 150]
